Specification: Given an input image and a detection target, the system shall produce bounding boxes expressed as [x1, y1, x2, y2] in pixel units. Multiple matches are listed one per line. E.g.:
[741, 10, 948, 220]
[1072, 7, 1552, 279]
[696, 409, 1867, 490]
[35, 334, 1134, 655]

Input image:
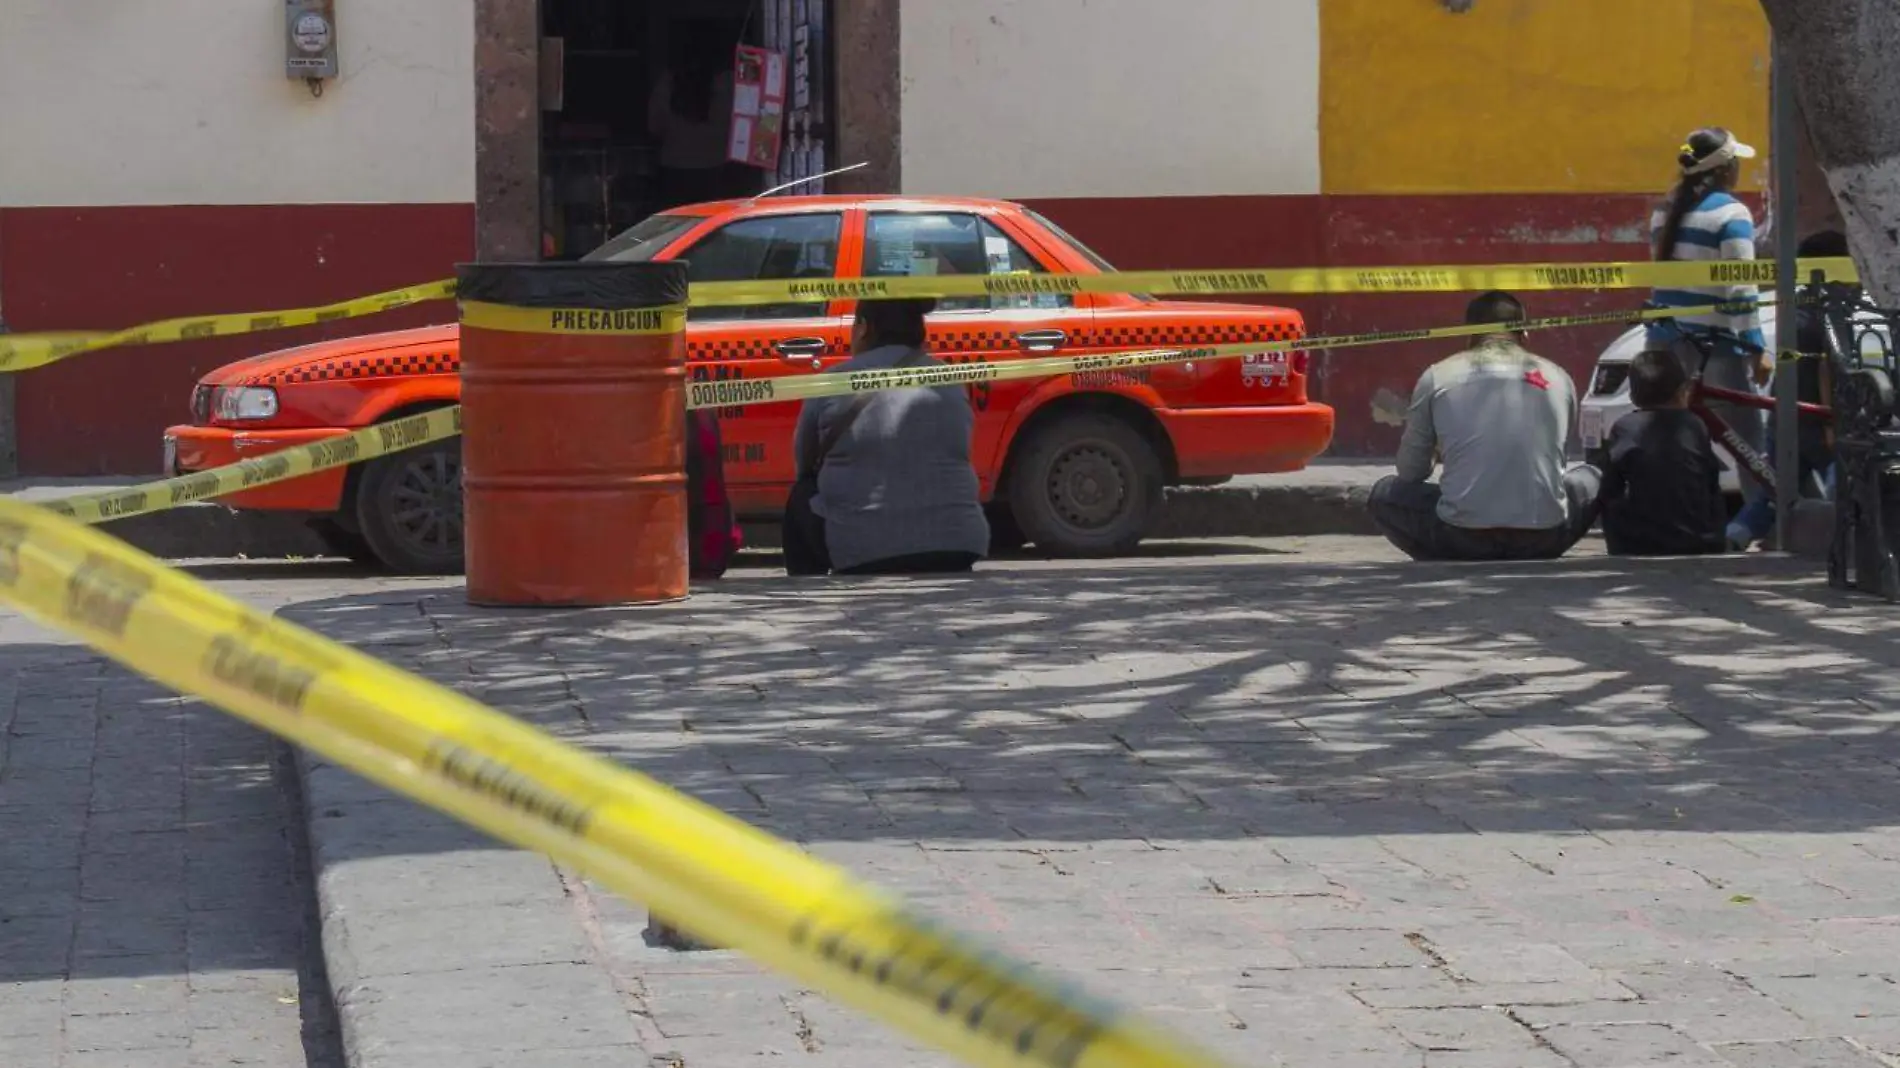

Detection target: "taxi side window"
[863, 213, 1073, 314]
[683, 213, 843, 322]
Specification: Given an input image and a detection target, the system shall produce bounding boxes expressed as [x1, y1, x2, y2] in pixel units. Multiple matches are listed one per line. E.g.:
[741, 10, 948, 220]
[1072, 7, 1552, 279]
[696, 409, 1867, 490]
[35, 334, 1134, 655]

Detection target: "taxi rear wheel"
[355, 439, 465, 575]
[1006, 414, 1163, 557]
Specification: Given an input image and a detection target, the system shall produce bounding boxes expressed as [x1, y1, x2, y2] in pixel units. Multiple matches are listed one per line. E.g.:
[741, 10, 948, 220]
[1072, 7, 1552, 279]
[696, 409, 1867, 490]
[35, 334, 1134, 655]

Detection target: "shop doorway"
[538, 0, 833, 261]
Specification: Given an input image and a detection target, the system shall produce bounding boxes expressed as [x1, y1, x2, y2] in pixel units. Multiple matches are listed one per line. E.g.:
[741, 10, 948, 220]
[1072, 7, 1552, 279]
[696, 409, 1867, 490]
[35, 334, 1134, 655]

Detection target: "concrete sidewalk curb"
[94, 506, 330, 560]
[293, 746, 653, 1068]
[1154, 474, 1380, 538]
[29, 464, 1384, 560]
[2, 478, 330, 559]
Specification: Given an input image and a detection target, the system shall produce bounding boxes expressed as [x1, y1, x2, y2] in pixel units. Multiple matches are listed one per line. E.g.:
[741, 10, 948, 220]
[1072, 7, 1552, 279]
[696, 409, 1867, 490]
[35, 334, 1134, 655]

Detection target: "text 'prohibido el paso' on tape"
[0, 256, 1855, 369]
[0, 499, 1231, 1068]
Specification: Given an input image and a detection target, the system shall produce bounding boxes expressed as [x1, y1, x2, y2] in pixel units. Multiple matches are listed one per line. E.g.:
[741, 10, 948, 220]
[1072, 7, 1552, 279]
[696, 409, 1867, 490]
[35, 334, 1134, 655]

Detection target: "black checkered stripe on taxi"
[256, 350, 461, 385]
[687, 337, 841, 360]
[1094, 322, 1305, 349]
[926, 328, 1020, 352]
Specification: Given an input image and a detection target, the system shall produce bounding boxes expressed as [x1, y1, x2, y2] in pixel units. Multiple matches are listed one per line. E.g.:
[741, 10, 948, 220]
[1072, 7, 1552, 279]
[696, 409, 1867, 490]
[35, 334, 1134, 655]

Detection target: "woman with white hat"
[1646, 127, 1767, 548]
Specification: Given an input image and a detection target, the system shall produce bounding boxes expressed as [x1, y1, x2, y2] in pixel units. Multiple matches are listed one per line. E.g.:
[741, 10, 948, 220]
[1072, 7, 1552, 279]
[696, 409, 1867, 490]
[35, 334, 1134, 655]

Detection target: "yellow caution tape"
[42, 408, 461, 525]
[0, 500, 1228, 1068]
[684, 300, 1761, 411]
[688, 257, 1857, 308]
[0, 256, 1852, 370]
[40, 300, 1750, 526]
[459, 302, 688, 336]
[0, 279, 459, 372]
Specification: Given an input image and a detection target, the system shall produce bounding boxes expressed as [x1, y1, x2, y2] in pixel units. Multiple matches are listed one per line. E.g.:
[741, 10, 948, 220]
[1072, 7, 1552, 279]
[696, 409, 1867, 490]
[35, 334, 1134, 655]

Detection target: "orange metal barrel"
[456, 262, 690, 606]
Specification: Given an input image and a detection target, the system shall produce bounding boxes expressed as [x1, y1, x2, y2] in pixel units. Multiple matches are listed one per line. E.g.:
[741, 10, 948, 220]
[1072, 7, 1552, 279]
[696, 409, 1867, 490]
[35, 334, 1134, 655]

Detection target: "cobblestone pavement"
[0, 566, 442, 1068]
[268, 538, 1900, 1068]
[16, 539, 1900, 1068]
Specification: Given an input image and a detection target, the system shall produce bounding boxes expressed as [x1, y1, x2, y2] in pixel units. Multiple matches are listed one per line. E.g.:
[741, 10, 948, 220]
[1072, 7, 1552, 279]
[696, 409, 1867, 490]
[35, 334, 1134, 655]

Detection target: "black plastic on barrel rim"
[455, 262, 689, 310]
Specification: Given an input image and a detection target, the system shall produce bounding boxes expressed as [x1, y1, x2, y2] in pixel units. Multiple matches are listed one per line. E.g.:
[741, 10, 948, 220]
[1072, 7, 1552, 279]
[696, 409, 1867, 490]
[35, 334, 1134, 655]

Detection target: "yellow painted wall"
[1320, 0, 1770, 196]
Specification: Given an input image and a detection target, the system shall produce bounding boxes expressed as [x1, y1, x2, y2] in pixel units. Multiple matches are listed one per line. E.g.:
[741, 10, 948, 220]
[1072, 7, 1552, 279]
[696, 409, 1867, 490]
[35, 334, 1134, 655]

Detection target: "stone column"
[829, 0, 900, 195]
[474, 0, 541, 261]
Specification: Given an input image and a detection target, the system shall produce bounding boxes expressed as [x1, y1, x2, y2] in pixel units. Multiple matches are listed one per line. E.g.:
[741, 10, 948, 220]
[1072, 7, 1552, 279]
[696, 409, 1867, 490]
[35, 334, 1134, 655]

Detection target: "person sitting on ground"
[1597, 349, 1728, 557]
[784, 297, 989, 576]
[1368, 290, 1600, 562]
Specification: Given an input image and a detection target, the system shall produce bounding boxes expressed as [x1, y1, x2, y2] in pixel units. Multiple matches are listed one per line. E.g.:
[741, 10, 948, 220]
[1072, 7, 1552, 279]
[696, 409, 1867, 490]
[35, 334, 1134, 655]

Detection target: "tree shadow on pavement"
[276, 551, 1900, 861]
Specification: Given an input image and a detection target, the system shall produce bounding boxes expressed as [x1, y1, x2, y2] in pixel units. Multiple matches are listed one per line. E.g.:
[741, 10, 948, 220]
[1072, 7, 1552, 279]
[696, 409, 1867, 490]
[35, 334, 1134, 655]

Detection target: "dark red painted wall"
[0, 204, 474, 475]
[1023, 193, 1674, 456]
[1, 194, 1720, 469]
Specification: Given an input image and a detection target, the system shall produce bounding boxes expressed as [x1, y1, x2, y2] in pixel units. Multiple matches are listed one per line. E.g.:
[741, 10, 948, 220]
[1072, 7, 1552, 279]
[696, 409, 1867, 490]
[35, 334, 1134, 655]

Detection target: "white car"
[1578, 306, 1890, 494]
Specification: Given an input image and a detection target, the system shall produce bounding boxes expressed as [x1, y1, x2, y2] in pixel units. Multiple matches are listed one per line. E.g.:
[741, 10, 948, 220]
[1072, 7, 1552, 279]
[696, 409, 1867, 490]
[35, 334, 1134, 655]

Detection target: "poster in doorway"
[728, 44, 786, 171]
[764, 0, 828, 191]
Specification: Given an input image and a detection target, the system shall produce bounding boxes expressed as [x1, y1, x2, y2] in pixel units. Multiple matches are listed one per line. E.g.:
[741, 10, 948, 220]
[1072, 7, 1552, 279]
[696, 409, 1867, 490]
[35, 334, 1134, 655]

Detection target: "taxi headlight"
[213, 386, 279, 422]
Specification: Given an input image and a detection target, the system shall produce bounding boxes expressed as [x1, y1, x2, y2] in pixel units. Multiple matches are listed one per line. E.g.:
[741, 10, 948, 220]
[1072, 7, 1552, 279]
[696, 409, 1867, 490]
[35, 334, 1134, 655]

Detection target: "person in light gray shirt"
[784, 297, 990, 576]
[1368, 291, 1601, 561]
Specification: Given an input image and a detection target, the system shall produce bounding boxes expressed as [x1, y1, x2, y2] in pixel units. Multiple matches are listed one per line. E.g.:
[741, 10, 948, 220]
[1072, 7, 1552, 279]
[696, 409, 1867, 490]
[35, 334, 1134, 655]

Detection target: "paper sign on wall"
[729, 45, 787, 171]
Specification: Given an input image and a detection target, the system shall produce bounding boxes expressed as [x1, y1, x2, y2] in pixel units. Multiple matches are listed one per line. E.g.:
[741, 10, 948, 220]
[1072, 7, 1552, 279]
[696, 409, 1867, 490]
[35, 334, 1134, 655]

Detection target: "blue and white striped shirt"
[1647, 190, 1764, 350]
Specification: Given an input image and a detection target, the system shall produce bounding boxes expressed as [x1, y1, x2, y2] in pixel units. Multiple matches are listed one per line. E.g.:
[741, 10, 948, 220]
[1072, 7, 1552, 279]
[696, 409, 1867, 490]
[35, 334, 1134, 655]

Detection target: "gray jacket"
[1396, 336, 1578, 530]
[793, 344, 990, 571]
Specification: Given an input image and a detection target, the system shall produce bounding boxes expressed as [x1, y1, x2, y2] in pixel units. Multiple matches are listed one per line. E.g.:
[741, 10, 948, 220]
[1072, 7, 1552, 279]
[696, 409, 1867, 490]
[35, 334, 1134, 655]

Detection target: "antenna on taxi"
[753, 161, 871, 200]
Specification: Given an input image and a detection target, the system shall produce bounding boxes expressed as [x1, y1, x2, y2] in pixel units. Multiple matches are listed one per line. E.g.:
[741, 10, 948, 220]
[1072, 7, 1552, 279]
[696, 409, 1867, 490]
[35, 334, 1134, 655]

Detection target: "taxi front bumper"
[163, 424, 353, 513]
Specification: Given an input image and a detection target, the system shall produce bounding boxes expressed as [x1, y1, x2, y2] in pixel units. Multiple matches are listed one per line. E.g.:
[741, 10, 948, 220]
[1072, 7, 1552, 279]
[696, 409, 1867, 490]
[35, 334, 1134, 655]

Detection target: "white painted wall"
[0, 1, 475, 207]
[899, 0, 1321, 199]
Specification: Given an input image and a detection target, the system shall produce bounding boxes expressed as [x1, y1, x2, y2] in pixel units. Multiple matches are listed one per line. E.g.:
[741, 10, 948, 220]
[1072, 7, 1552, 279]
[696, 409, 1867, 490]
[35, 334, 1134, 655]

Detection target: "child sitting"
[1598, 349, 1729, 556]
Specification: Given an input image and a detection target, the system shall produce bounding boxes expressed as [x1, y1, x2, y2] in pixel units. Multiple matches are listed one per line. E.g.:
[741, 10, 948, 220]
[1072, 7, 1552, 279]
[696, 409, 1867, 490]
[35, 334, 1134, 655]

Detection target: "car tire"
[307, 518, 380, 567]
[1006, 413, 1163, 557]
[354, 439, 465, 575]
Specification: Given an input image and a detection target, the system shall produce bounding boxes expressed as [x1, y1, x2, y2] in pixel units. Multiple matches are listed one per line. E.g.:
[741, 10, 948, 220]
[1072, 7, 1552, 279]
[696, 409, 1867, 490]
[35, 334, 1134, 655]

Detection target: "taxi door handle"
[774, 337, 827, 369]
[1014, 330, 1068, 353]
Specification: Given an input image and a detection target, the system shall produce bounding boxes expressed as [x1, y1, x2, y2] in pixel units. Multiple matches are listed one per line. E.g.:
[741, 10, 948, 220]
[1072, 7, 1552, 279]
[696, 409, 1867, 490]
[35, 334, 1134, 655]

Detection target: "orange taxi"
[166, 195, 1334, 572]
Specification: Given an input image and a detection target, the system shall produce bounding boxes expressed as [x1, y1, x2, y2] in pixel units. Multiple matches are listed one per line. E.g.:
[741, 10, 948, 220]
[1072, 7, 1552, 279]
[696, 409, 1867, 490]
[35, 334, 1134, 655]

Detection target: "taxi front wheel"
[1006, 413, 1163, 557]
[355, 439, 467, 575]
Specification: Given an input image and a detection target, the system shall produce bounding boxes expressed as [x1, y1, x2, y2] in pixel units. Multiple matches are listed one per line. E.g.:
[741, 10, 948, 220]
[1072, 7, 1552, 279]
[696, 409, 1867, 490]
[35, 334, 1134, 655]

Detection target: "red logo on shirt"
[1524, 369, 1551, 391]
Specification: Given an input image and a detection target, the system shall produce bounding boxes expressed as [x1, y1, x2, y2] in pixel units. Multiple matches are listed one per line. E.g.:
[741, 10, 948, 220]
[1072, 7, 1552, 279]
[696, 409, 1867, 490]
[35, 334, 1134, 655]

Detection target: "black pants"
[783, 478, 979, 576]
[1368, 470, 1602, 562]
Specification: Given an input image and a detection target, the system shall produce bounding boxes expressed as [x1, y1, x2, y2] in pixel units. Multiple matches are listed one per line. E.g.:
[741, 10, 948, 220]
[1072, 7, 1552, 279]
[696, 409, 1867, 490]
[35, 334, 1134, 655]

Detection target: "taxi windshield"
[583, 214, 701, 263]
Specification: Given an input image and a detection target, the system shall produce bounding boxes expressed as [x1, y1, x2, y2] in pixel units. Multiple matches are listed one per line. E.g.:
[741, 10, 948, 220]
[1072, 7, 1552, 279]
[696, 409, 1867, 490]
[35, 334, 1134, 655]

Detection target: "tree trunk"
[1760, 0, 1900, 304]
[1791, 90, 1847, 240]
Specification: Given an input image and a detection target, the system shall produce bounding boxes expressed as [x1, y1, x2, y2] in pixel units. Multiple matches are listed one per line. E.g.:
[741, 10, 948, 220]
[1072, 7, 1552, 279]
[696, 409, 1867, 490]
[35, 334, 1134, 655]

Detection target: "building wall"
[1320, 0, 1769, 197]
[1311, 0, 1770, 454]
[2, 0, 1780, 472]
[0, 0, 477, 475]
[899, 0, 1321, 200]
[898, 0, 1772, 455]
